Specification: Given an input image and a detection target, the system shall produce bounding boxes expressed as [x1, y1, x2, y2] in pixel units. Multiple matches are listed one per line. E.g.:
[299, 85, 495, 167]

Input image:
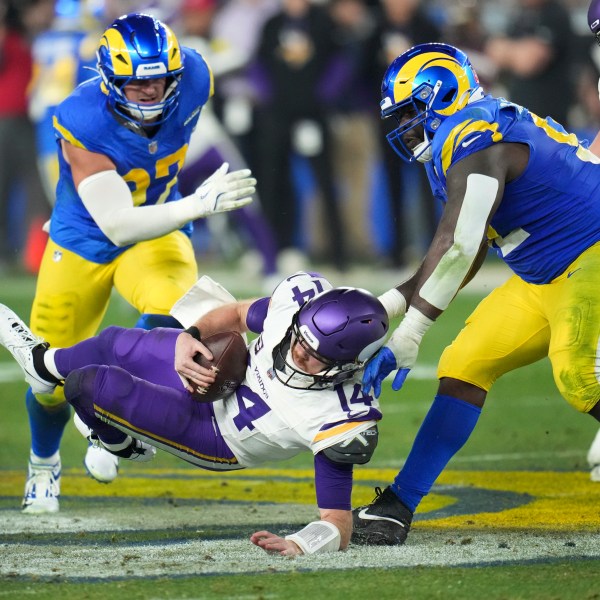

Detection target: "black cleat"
[352, 486, 413, 546]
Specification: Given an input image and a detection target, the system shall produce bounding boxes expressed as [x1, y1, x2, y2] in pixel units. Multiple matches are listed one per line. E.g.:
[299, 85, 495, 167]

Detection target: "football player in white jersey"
[0, 272, 389, 555]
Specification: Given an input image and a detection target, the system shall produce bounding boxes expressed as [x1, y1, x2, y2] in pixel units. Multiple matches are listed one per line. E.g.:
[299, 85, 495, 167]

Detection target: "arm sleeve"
[78, 170, 199, 247]
[314, 452, 353, 510]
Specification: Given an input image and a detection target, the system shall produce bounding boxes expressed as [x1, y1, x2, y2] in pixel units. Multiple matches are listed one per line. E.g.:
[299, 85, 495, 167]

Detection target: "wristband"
[285, 520, 341, 554]
[377, 288, 407, 319]
[184, 326, 201, 341]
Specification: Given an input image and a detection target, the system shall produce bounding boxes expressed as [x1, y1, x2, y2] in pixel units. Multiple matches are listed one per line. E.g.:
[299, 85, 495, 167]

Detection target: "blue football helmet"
[96, 13, 184, 126]
[381, 43, 482, 163]
[273, 288, 389, 390]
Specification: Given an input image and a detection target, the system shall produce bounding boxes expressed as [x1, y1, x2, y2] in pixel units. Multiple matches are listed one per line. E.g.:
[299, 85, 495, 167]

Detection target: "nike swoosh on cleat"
[357, 508, 406, 527]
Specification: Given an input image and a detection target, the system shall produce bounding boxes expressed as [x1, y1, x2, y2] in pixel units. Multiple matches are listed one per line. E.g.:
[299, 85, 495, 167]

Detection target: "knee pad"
[31, 292, 78, 342]
[554, 366, 600, 413]
[64, 366, 101, 409]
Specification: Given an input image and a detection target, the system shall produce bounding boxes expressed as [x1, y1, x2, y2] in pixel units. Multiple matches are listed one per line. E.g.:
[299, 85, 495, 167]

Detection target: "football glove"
[194, 163, 256, 217]
[362, 307, 433, 397]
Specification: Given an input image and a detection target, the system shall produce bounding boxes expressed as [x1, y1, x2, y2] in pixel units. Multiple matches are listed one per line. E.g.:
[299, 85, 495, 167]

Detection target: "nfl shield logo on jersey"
[148, 141, 158, 155]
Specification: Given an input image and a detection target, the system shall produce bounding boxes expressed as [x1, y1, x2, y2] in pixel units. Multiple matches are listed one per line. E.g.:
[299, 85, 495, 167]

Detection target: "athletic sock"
[42, 348, 64, 380]
[31, 344, 61, 383]
[29, 449, 60, 466]
[25, 389, 70, 458]
[391, 394, 481, 512]
[134, 313, 182, 330]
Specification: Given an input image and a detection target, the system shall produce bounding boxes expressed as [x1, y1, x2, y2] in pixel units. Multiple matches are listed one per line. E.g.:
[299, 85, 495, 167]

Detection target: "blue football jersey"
[50, 47, 213, 263]
[425, 96, 600, 283]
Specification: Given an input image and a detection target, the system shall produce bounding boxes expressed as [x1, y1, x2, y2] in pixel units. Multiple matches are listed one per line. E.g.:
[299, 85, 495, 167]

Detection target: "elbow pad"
[322, 425, 379, 465]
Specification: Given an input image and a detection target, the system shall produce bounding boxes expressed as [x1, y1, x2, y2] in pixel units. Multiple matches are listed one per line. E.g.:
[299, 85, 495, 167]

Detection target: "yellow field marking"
[1, 468, 598, 530]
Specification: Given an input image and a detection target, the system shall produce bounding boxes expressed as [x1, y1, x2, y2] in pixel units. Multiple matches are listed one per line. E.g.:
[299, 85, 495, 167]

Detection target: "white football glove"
[386, 306, 433, 389]
[194, 162, 256, 217]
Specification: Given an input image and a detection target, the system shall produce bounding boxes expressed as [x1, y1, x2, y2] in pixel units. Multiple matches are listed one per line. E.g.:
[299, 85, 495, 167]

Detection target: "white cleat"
[22, 456, 61, 514]
[75, 412, 155, 469]
[73, 413, 119, 483]
[84, 443, 119, 483]
[0, 304, 56, 394]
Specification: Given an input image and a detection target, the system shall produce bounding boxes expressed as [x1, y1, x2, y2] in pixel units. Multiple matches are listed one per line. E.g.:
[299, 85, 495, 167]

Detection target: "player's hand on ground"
[194, 162, 256, 217]
[250, 531, 303, 556]
[174, 332, 216, 392]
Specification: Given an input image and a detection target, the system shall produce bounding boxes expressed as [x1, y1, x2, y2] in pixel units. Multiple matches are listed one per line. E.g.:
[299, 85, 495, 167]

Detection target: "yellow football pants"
[438, 242, 600, 413]
[30, 231, 197, 406]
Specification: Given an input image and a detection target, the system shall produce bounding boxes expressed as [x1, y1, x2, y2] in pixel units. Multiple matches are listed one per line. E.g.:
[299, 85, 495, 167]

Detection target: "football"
[191, 331, 248, 402]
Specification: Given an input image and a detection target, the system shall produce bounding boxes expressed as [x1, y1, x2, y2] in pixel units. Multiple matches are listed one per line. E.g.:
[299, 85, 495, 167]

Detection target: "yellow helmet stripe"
[163, 24, 183, 72]
[99, 28, 133, 76]
[393, 52, 468, 112]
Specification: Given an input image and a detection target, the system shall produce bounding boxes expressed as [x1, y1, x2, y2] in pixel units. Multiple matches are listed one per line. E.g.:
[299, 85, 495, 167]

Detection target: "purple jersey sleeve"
[246, 297, 270, 333]
[314, 452, 353, 510]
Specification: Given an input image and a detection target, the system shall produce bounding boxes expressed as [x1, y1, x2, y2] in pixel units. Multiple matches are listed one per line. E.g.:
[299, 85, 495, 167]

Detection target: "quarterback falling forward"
[1, 271, 388, 555]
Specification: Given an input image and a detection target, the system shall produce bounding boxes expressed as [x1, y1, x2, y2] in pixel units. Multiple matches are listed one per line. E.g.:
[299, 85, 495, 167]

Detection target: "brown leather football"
[191, 331, 248, 402]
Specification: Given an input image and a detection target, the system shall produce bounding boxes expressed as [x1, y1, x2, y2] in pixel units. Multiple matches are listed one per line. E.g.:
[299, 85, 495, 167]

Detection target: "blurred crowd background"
[2, 0, 599, 286]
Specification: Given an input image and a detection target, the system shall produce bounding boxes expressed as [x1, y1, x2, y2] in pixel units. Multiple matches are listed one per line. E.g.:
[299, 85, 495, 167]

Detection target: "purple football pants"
[55, 326, 241, 471]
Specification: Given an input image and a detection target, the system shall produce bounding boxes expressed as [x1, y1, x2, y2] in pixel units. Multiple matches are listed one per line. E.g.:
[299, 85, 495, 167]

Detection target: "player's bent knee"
[31, 293, 78, 343]
[64, 366, 101, 410]
[323, 425, 378, 464]
[555, 370, 600, 413]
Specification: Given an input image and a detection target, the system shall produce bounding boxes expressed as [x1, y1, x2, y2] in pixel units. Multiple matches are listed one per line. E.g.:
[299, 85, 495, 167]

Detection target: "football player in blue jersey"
[352, 42, 600, 545]
[21, 13, 256, 514]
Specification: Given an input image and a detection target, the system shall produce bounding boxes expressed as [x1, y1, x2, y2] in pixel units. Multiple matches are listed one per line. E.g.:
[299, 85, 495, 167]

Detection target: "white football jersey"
[212, 272, 382, 467]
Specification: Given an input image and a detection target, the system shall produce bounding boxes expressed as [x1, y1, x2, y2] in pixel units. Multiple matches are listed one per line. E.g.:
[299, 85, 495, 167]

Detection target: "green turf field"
[1, 267, 599, 599]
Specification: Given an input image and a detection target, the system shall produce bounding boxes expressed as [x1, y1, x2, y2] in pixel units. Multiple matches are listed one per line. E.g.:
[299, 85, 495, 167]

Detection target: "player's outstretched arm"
[64, 141, 256, 246]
